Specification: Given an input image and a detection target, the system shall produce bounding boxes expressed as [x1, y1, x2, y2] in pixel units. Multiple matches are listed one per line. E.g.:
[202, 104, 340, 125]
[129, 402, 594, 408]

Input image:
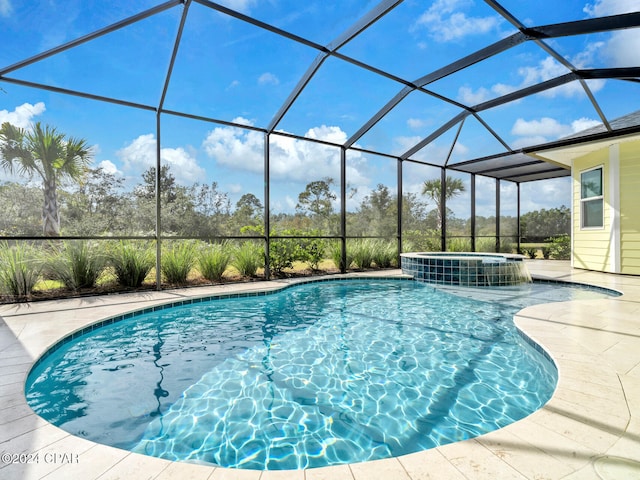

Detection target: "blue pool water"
[25, 279, 614, 470]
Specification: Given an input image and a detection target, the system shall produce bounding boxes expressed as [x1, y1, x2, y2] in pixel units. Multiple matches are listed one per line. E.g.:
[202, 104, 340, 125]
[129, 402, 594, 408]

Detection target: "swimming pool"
[25, 279, 614, 470]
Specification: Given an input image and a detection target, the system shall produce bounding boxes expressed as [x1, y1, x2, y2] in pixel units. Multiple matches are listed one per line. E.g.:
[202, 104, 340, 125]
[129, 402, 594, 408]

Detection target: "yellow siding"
[619, 140, 640, 275]
[621, 232, 640, 243]
[572, 149, 611, 272]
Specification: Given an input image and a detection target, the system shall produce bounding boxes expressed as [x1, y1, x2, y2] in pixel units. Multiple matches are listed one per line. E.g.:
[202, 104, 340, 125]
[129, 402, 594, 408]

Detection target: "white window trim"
[580, 165, 604, 230]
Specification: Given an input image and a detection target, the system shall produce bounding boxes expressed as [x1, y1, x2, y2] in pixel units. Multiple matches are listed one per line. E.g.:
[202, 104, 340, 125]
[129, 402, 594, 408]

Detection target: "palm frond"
[61, 136, 93, 180]
[28, 122, 65, 179]
[0, 122, 32, 175]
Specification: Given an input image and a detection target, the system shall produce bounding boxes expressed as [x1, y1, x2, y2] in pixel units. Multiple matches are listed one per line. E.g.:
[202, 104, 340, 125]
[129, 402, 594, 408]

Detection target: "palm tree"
[421, 176, 466, 230]
[0, 122, 92, 236]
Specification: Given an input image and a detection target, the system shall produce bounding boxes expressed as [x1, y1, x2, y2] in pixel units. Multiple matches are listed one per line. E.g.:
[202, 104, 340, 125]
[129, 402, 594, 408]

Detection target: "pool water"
[25, 279, 612, 470]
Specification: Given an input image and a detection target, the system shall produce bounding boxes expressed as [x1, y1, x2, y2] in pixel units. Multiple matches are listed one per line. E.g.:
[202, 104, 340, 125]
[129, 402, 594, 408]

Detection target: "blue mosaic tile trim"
[529, 278, 622, 297]
[515, 328, 558, 372]
[29, 276, 414, 371]
[401, 256, 530, 287]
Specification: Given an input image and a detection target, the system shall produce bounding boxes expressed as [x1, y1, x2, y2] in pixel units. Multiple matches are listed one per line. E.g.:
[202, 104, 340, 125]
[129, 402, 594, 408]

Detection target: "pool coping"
[1, 263, 639, 480]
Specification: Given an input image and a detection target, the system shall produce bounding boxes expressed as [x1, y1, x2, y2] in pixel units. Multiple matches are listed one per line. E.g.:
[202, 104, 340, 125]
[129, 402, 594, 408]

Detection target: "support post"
[397, 158, 403, 261]
[155, 113, 162, 290]
[471, 174, 476, 252]
[340, 147, 347, 273]
[516, 182, 521, 254]
[440, 167, 447, 252]
[264, 133, 271, 280]
[495, 178, 501, 253]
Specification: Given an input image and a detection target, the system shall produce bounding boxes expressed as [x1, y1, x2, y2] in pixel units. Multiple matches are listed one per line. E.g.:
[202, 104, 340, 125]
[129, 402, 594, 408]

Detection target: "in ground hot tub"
[401, 252, 531, 286]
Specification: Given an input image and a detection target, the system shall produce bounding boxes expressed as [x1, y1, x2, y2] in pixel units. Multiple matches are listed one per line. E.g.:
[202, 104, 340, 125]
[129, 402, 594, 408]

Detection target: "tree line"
[0, 121, 569, 241]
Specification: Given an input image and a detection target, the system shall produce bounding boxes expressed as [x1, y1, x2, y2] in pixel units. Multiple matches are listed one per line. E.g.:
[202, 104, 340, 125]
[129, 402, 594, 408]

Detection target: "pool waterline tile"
[26, 275, 416, 374]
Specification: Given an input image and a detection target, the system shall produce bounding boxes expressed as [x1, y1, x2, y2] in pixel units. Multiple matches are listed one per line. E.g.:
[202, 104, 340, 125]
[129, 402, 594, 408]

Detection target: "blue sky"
[1, 0, 639, 217]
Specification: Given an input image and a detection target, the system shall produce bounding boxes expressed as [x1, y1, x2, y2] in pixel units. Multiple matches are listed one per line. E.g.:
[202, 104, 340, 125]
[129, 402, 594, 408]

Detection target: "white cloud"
[464, 55, 606, 104]
[452, 142, 469, 157]
[413, 0, 502, 42]
[118, 134, 155, 170]
[517, 56, 605, 98]
[392, 135, 468, 163]
[392, 135, 424, 157]
[202, 121, 370, 185]
[217, 0, 256, 13]
[457, 52, 602, 105]
[458, 86, 491, 105]
[285, 196, 297, 211]
[457, 83, 519, 105]
[0, 102, 46, 129]
[571, 117, 602, 133]
[601, 30, 640, 67]
[512, 117, 569, 137]
[584, 0, 638, 16]
[491, 83, 517, 97]
[473, 175, 499, 216]
[511, 135, 551, 149]
[202, 124, 264, 175]
[520, 177, 571, 213]
[226, 80, 240, 90]
[0, 0, 12, 17]
[270, 195, 298, 213]
[510, 116, 602, 147]
[518, 56, 566, 84]
[117, 134, 205, 184]
[97, 160, 122, 176]
[232, 116, 255, 127]
[584, 0, 640, 67]
[258, 72, 280, 86]
[407, 118, 427, 130]
[572, 41, 606, 69]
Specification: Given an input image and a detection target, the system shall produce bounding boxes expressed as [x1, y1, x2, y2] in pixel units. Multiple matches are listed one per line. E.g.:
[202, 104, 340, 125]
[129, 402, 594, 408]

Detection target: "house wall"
[572, 139, 640, 275]
[572, 149, 613, 272]
[620, 140, 640, 274]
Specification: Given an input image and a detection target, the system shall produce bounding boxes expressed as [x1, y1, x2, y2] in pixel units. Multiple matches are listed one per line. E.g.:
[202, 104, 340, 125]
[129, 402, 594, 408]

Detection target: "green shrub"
[522, 247, 537, 259]
[297, 231, 327, 271]
[268, 238, 298, 277]
[161, 241, 197, 285]
[447, 237, 471, 252]
[232, 241, 263, 277]
[268, 229, 329, 275]
[499, 240, 515, 253]
[546, 234, 571, 260]
[541, 246, 551, 259]
[47, 241, 106, 290]
[402, 230, 440, 251]
[475, 237, 497, 253]
[372, 240, 397, 268]
[197, 242, 232, 282]
[108, 241, 155, 288]
[329, 241, 353, 270]
[401, 239, 416, 254]
[350, 239, 375, 269]
[0, 242, 42, 299]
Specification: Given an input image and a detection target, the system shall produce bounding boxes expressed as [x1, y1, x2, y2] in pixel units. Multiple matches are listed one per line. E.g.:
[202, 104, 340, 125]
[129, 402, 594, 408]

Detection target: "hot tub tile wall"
[401, 254, 530, 286]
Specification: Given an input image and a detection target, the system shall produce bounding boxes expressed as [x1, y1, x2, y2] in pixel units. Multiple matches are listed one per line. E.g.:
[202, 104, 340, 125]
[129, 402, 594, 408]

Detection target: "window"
[580, 167, 603, 229]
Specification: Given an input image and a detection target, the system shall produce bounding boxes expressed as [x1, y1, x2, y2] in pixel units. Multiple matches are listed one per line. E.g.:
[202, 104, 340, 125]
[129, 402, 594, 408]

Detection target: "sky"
[1, 0, 639, 218]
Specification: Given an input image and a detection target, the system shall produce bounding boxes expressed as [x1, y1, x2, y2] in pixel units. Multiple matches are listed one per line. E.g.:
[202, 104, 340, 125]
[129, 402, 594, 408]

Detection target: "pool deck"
[1, 261, 639, 480]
